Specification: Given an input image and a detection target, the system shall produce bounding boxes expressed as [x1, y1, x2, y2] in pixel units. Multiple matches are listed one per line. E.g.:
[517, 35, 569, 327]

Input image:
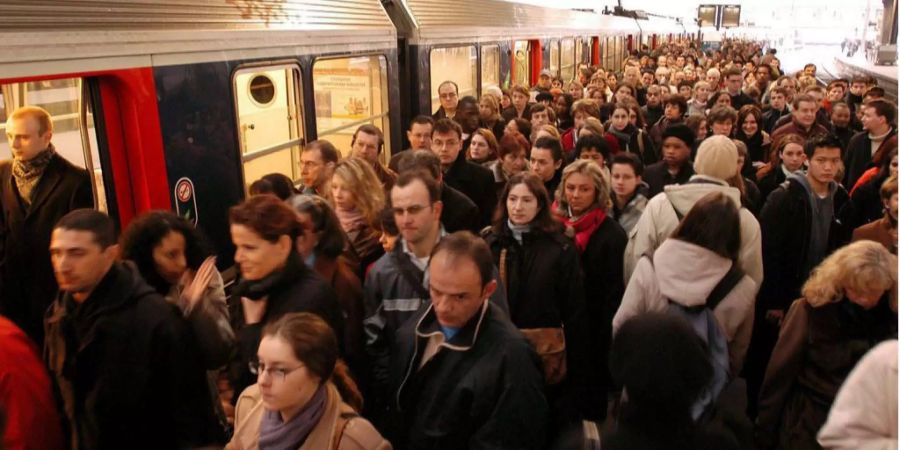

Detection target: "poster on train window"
[313, 68, 371, 132]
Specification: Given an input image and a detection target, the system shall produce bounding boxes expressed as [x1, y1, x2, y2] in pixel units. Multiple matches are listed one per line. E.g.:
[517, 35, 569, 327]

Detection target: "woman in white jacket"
[613, 191, 758, 376]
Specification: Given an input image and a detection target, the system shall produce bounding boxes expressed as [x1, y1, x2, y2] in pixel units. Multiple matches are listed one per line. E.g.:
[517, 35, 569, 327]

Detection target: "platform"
[834, 54, 898, 101]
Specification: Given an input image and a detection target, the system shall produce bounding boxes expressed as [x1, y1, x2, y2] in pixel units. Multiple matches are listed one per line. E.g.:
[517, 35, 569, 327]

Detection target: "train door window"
[0, 78, 107, 211]
[513, 40, 530, 88]
[574, 38, 583, 68]
[561, 38, 575, 82]
[429, 46, 477, 115]
[480, 45, 500, 94]
[313, 55, 390, 161]
[548, 40, 560, 78]
[233, 64, 303, 190]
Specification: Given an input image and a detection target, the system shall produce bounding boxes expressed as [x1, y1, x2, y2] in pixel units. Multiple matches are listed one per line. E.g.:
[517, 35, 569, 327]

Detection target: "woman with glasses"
[228, 195, 344, 405]
[228, 312, 390, 450]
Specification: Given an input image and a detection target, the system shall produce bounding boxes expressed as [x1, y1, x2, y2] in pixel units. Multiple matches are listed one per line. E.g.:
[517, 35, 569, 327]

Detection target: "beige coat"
[817, 340, 898, 450]
[613, 239, 757, 375]
[227, 382, 391, 450]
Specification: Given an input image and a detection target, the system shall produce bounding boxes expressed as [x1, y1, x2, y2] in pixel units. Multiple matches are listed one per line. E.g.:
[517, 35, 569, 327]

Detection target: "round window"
[249, 74, 276, 106]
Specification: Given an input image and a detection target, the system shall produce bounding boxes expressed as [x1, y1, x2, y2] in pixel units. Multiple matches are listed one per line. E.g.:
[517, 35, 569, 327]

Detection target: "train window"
[248, 74, 277, 106]
[561, 39, 575, 82]
[313, 55, 391, 161]
[513, 40, 530, 88]
[548, 40, 560, 78]
[0, 78, 107, 212]
[575, 38, 584, 67]
[233, 64, 304, 190]
[480, 45, 500, 94]
[430, 46, 477, 115]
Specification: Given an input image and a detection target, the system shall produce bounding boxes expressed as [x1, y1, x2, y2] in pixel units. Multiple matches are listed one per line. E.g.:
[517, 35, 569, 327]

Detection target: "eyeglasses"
[249, 361, 304, 383]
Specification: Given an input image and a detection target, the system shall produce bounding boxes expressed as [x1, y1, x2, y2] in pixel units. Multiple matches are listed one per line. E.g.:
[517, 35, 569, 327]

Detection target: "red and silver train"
[0, 0, 690, 266]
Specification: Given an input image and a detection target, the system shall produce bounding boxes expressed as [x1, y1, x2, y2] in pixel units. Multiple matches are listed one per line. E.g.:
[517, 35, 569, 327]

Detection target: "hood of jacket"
[653, 239, 734, 307]
[662, 176, 742, 217]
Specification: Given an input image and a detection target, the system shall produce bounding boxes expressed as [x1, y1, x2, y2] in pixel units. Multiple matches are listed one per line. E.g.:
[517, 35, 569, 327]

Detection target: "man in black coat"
[843, 99, 896, 189]
[0, 106, 93, 345]
[431, 119, 497, 228]
[744, 135, 850, 416]
[44, 210, 223, 449]
[643, 124, 696, 198]
[386, 232, 547, 450]
[395, 149, 480, 234]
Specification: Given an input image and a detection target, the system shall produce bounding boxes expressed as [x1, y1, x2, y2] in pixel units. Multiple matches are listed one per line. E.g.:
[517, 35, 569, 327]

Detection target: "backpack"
[645, 253, 744, 421]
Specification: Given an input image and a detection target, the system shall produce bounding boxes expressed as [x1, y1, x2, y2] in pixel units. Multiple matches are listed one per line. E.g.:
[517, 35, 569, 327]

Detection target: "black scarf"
[233, 252, 303, 301]
[12, 144, 56, 204]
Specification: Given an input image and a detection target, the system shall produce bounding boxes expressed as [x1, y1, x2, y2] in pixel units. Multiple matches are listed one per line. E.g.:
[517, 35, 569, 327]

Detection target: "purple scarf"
[259, 384, 327, 450]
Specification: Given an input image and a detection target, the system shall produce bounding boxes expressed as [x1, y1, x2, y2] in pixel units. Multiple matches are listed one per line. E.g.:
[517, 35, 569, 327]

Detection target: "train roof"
[386, 0, 640, 44]
[635, 16, 686, 35]
[0, 0, 397, 79]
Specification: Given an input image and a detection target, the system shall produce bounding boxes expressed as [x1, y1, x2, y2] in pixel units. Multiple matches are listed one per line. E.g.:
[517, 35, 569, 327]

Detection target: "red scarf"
[553, 201, 607, 253]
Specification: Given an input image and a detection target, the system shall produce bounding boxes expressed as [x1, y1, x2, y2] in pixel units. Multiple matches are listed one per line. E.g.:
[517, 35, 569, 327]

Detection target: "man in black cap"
[641, 124, 697, 197]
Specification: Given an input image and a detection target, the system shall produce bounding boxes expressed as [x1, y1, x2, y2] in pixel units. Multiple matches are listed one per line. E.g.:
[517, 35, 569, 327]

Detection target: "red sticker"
[176, 179, 193, 203]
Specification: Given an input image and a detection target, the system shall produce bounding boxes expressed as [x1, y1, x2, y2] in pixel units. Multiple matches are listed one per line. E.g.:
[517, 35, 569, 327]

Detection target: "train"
[0, 0, 690, 268]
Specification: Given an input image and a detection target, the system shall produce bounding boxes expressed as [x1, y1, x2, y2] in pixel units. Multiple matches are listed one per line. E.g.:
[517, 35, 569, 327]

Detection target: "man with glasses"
[431, 118, 496, 227]
[433, 80, 459, 120]
[362, 170, 507, 425]
[298, 139, 339, 197]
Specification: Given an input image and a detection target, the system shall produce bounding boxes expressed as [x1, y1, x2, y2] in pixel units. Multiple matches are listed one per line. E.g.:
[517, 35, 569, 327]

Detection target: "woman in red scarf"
[552, 159, 627, 415]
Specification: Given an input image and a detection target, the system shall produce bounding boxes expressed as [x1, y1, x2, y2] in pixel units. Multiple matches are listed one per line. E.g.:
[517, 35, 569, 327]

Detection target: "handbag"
[499, 247, 568, 385]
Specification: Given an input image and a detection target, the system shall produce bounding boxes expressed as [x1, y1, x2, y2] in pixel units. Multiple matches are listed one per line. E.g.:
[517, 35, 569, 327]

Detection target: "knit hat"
[661, 123, 696, 147]
[694, 135, 738, 181]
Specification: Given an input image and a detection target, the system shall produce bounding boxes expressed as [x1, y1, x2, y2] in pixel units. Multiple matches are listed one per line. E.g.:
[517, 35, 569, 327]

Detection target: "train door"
[481, 44, 501, 93]
[232, 64, 304, 190]
[429, 45, 477, 114]
[561, 38, 575, 82]
[512, 40, 530, 88]
[548, 39, 560, 79]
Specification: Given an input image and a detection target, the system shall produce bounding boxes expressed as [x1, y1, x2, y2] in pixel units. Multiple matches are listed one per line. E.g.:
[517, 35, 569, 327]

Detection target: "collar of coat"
[413, 300, 490, 352]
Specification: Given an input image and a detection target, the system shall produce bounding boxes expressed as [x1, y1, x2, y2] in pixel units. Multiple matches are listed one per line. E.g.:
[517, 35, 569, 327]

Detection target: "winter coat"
[484, 225, 598, 419]
[613, 239, 758, 375]
[165, 268, 235, 370]
[642, 105, 664, 132]
[44, 262, 223, 450]
[642, 160, 695, 198]
[607, 124, 658, 165]
[0, 316, 64, 450]
[362, 238, 509, 424]
[756, 164, 789, 203]
[229, 252, 344, 402]
[0, 151, 93, 345]
[762, 107, 789, 135]
[624, 176, 764, 287]
[612, 185, 649, 235]
[756, 297, 897, 450]
[842, 173, 892, 231]
[501, 103, 533, 122]
[227, 382, 391, 450]
[852, 216, 898, 254]
[387, 301, 548, 449]
[314, 254, 366, 385]
[817, 340, 898, 450]
[443, 151, 497, 228]
[757, 177, 850, 313]
[439, 184, 481, 233]
[649, 117, 685, 150]
[770, 119, 830, 152]
[843, 128, 897, 189]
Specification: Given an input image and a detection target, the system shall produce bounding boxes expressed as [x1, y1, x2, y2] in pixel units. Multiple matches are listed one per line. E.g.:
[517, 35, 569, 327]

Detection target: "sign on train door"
[232, 64, 304, 190]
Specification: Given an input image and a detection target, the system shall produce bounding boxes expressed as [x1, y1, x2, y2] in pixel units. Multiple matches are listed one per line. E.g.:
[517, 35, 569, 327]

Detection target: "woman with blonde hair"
[532, 124, 561, 142]
[757, 240, 897, 450]
[478, 95, 505, 139]
[330, 157, 385, 275]
[553, 159, 627, 415]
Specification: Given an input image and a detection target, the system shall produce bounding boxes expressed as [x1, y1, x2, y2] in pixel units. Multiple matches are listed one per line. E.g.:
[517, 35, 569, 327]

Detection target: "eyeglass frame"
[248, 360, 305, 382]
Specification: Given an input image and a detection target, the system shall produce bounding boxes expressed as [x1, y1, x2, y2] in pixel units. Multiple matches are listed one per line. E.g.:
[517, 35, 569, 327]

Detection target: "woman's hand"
[181, 256, 217, 314]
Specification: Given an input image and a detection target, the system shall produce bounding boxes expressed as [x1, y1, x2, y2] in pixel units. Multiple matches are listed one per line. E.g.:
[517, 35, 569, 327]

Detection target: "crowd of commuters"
[0, 37, 897, 450]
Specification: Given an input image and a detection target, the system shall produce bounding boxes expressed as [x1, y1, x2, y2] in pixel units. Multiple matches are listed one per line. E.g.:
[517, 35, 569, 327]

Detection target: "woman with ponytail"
[228, 312, 391, 450]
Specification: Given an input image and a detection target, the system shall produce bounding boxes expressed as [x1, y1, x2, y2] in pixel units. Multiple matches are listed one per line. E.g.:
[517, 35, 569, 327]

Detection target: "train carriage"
[0, 0, 402, 268]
